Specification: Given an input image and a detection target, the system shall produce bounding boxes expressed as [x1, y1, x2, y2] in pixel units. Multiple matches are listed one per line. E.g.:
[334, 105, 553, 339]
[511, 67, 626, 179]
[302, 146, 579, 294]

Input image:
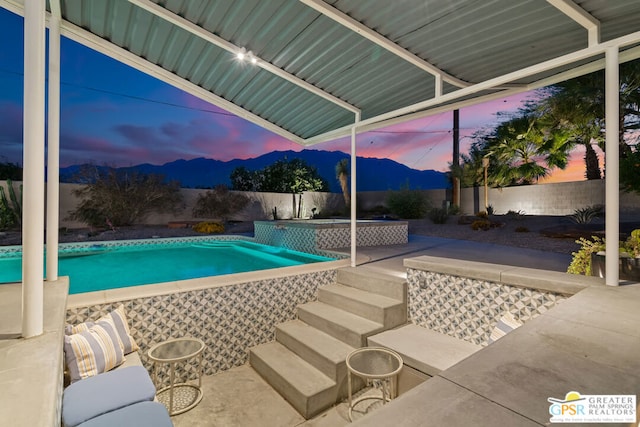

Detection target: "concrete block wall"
[3, 179, 639, 230]
[458, 180, 608, 215]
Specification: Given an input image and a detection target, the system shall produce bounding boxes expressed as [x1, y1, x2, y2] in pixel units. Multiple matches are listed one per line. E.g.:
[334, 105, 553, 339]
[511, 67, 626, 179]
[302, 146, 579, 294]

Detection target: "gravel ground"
[0, 215, 585, 254]
[407, 215, 584, 254]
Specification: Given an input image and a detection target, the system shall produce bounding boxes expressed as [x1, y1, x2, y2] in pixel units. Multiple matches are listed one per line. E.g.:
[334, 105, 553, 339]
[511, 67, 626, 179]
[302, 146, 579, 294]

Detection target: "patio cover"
[4, 0, 640, 142]
[4, 0, 640, 337]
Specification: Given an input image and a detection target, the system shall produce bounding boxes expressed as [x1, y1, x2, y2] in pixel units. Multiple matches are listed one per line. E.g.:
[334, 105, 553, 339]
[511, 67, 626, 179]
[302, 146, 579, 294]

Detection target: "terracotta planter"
[591, 252, 640, 281]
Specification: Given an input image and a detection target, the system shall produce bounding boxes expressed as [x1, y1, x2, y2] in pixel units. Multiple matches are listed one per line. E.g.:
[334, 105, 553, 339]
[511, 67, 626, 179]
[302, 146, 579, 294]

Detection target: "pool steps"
[249, 266, 407, 419]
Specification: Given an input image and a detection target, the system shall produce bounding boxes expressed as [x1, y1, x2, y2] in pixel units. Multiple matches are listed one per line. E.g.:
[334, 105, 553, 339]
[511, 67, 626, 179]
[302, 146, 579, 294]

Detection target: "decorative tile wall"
[407, 268, 567, 346]
[254, 221, 408, 253]
[66, 269, 337, 386]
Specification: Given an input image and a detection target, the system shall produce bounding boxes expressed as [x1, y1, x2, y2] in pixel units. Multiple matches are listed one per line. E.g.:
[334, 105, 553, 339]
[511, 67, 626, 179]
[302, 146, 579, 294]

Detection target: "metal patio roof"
[4, 0, 640, 144]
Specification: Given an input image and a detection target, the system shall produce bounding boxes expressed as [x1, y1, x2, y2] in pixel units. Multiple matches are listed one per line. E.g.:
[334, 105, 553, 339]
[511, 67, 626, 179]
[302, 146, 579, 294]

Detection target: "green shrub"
[567, 237, 605, 275]
[621, 229, 640, 258]
[193, 221, 225, 234]
[428, 207, 450, 224]
[568, 230, 640, 275]
[193, 185, 250, 221]
[386, 186, 430, 219]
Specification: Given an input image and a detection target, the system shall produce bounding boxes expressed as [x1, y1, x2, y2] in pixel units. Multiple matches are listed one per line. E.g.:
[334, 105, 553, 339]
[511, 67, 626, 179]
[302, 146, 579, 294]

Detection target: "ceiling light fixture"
[236, 47, 246, 61]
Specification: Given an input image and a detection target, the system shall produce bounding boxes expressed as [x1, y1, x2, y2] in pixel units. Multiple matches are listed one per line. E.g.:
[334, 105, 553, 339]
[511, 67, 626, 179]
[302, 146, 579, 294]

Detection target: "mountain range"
[60, 150, 449, 192]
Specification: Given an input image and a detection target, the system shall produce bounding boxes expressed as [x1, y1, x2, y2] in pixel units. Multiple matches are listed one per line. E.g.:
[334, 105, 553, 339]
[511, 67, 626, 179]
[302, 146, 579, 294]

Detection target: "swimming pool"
[0, 238, 336, 294]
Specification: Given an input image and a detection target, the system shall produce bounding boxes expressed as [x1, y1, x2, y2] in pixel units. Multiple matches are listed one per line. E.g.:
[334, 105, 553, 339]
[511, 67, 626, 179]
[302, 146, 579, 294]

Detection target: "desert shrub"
[505, 209, 525, 218]
[193, 221, 225, 234]
[471, 219, 491, 231]
[476, 211, 488, 219]
[486, 205, 495, 215]
[0, 203, 14, 230]
[568, 205, 604, 224]
[193, 185, 250, 221]
[428, 207, 449, 224]
[386, 186, 430, 219]
[68, 167, 184, 227]
[515, 226, 529, 233]
[0, 179, 22, 230]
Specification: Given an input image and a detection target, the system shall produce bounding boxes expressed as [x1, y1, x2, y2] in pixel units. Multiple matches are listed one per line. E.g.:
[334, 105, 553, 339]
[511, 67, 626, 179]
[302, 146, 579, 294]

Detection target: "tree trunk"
[584, 142, 602, 180]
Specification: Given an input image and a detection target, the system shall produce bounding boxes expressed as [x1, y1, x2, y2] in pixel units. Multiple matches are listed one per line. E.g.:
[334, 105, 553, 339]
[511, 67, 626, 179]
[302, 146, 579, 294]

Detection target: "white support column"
[46, 1, 61, 281]
[22, 0, 46, 337]
[350, 113, 360, 267]
[605, 47, 620, 286]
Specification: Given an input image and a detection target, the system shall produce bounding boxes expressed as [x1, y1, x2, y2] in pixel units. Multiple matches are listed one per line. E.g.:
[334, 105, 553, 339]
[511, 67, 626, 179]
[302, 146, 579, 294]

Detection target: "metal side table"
[346, 347, 403, 422]
[148, 337, 205, 415]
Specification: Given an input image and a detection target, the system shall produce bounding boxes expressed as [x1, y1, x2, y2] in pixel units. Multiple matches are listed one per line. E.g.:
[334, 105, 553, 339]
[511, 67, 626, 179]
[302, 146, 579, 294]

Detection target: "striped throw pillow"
[488, 312, 523, 344]
[64, 320, 125, 383]
[66, 305, 139, 354]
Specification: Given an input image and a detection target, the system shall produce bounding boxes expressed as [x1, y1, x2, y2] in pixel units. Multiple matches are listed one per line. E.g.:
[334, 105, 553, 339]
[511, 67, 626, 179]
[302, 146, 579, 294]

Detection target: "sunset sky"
[0, 8, 589, 183]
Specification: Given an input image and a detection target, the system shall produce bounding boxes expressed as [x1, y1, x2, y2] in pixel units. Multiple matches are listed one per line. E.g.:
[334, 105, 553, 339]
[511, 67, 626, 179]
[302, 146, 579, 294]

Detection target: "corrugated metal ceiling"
[21, 0, 640, 142]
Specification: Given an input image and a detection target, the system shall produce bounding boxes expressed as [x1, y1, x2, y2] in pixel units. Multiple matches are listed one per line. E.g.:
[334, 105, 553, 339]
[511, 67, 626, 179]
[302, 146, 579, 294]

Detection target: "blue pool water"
[0, 239, 334, 294]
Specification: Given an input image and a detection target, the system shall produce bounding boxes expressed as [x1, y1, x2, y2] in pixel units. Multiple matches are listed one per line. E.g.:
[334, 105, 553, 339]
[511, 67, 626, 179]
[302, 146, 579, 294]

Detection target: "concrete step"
[249, 341, 336, 419]
[276, 319, 355, 382]
[337, 267, 407, 302]
[318, 283, 406, 327]
[297, 301, 384, 348]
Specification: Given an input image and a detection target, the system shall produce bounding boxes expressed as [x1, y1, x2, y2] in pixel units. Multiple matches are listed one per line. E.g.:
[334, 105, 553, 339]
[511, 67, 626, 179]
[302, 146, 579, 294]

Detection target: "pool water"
[0, 239, 334, 294]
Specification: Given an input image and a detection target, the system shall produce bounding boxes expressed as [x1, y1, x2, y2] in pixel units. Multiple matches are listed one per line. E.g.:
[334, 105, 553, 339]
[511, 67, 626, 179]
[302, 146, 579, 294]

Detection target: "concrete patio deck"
[5, 234, 633, 427]
[169, 235, 587, 426]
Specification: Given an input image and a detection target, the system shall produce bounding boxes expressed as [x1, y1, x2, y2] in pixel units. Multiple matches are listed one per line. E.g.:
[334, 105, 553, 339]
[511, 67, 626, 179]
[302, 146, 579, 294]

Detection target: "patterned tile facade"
[66, 269, 337, 386]
[254, 221, 408, 252]
[407, 268, 567, 347]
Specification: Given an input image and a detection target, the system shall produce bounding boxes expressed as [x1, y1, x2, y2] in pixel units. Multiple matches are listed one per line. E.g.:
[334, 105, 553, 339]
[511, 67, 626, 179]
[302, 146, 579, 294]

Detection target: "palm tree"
[536, 59, 640, 179]
[335, 158, 350, 206]
[536, 80, 604, 179]
[485, 114, 552, 185]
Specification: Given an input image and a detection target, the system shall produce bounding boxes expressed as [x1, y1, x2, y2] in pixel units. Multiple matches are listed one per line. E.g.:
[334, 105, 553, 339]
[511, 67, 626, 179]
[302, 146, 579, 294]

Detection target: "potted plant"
[569, 230, 640, 280]
[620, 229, 640, 281]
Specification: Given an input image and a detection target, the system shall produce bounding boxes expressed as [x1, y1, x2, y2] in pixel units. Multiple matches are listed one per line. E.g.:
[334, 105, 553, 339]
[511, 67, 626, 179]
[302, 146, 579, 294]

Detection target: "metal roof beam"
[29, 11, 304, 144]
[127, 0, 360, 114]
[547, 0, 600, 46]
[305, 31, 640, 144]
[299, 0, 471, 90]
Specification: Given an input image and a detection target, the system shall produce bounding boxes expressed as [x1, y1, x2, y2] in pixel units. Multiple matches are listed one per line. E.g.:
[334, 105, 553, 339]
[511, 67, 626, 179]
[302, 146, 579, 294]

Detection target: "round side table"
[346, 346, 403, 421]
[148, 337, 205, 415]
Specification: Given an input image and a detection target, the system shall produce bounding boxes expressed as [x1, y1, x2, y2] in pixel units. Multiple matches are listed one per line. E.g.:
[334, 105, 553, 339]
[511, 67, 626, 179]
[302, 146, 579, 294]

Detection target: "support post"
[452, 110, 460, 207]
[47, 1, 62, 281]
[22, 0, 46, 337]
[350, 113, 360, 267]
[605, 47, 620, 286]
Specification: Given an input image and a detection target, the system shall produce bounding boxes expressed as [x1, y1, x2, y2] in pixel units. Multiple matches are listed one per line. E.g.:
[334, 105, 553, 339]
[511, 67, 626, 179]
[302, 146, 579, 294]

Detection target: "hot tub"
[254, 219, 408, 252]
